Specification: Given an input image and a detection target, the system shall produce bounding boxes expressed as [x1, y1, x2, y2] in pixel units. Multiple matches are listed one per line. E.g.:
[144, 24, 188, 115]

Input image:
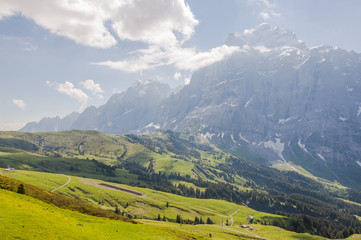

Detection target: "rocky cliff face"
[71, 80, 172, 134]
[20, 24, 361, 187]
[156, 24, 361, 187]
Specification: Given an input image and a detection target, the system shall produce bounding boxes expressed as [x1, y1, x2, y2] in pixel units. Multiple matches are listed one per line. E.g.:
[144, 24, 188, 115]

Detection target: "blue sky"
[1, 0, 361, 130]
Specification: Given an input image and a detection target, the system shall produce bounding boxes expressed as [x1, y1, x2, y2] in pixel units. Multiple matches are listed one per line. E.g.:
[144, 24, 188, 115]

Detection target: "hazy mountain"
[20, 112, 80, 132]
[71, 80, 171, 133]
[20, 24, 361, 188]
[156, 23, 361, 187]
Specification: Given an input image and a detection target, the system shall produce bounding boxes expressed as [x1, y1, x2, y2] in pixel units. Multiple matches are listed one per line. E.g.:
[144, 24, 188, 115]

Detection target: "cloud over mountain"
[0, 0, 241, 73]
[56, 81, 88, 110]
[12, 99, 26, 110]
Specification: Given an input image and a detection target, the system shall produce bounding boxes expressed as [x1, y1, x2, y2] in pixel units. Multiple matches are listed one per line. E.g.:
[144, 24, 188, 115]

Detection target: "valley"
[1, 2, 361, 240]
[0, 169, 329, 240]
[1, 130, 361, 239]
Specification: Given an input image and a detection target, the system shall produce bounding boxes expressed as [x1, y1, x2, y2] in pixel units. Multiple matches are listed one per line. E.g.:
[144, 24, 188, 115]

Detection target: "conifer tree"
[17, 184, 25, 194]
[114, 206, 120, 214]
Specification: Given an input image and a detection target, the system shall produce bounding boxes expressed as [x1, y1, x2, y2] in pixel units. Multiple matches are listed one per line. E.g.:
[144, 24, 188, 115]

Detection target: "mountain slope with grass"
[1, 169, 335, 240]
[0, 187, 206, 240]
[1, 130, 361, 238]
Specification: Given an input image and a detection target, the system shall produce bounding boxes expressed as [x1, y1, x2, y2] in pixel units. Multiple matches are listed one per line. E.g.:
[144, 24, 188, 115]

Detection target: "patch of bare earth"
[79, 179, 146, 197]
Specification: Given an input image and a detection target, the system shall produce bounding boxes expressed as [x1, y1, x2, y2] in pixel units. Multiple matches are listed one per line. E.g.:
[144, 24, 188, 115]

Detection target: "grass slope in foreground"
[0, 188, 205, 240]
[2, 170, 338, 240]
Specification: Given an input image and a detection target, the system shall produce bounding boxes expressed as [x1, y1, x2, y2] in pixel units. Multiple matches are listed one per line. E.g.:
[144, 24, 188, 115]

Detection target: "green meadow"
[0, 188, 203, 240]
[2, 169, 333, 240]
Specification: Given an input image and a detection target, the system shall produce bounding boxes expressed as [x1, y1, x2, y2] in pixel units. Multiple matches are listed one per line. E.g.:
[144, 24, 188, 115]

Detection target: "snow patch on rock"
[239, 133, 250, 144]
[231, 134, 237, 144]
[200, 132, 215, 140]
[146, 122, 160, 129]
[317, 153, 326, 162]
[123, 109, 134, 115]
[297, 139, 310, 154]
[244, 96, 254, 108]
[263, 138, 285, 162]
[278, 117, 292, 124]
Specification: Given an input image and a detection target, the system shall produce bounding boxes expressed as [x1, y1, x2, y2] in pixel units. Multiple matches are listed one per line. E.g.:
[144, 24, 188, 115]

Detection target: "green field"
[4, 170, 277, 224]
[1, 130, 361, 239]
[1, 169, 333, 240]
[0, 188, 205, 240]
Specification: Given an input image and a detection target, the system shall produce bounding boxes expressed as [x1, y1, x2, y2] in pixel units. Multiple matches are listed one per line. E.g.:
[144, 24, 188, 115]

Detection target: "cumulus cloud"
[56, 81, 88, 110]
[0, 0, 240, 73]
[174, 72, 182, 80]
[0, 0, 197, 49]
[12, 99, 26, 110]
[94, 44, 241, 72]
[111, 0, 198, 47]
[170, 45, 241, 71]
[259, 12, 270, 20]
[0, 0, 117, 48]
[80, 79, 104, 99]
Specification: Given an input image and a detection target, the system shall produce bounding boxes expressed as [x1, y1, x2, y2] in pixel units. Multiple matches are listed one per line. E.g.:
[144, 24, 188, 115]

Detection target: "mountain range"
[20, 23, 361, 189]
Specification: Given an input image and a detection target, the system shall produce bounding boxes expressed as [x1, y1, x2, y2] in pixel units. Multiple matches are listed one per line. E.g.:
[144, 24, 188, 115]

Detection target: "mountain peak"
[225, 23, 306, 49]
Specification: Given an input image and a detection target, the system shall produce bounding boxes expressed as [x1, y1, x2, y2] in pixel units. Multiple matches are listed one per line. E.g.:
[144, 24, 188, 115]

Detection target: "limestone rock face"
[157, 24, 361, 187]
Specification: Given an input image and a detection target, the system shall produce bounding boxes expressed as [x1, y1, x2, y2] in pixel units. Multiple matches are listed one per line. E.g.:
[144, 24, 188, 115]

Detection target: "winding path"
[51, 174, 71, 192]
[229, 208, 239, 227]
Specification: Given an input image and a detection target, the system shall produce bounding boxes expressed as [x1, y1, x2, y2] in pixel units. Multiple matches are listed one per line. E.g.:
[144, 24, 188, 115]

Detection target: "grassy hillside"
[2, 169, 332, 240]
[0, 188, 206, 240]
[1, 130, 361, 239]
[3, 170, 278, 225]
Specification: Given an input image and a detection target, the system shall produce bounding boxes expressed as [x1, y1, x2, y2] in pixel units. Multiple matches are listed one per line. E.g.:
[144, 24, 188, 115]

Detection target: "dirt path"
[195, 224, 268, 240]
[51, 174, 71, 192]
[229, 208, 239, 227]
[80, 179, 146, 198]
[243, 227, 267, 239]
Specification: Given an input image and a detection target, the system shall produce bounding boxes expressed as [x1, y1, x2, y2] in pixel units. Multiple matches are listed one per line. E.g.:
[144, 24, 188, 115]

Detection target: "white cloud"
[111, 0, 198, 47]
[259, 12, 270, 20]
[184, 77, 191, 85]
[1, 0, 241, 74]
[45, 80, 52, 87]
[174, 72, 182, 80]
[0, 0, 117, 48]
[0, 0, 197, 49]
[170, 45, 241, 71]
[80, 79, 104, 99]
[247, 0, 280, 20]
[12, 99, 26, 110]
[56, 81, 88, 110]
[0, 122, 26, 131]
[0, 0, 239, 73]
[94, 44, 241, 72]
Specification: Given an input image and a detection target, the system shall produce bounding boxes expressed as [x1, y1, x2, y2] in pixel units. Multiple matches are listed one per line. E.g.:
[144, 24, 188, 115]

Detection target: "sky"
[1, 0, 361, 131]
